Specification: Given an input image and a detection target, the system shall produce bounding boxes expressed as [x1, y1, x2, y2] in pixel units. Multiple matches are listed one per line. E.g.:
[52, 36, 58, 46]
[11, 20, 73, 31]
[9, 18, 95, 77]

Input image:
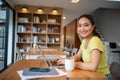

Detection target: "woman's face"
[77, 17, 95, 39]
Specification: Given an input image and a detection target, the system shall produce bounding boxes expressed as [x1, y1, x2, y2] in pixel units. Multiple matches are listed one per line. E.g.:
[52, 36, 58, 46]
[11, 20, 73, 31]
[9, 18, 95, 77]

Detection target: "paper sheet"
[17, 68, 67, 80]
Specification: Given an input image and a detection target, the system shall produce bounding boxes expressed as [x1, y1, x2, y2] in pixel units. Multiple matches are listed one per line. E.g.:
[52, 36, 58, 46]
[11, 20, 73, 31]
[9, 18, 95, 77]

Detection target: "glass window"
[0, 0, 6, 71]
[0, 0, 15, 72]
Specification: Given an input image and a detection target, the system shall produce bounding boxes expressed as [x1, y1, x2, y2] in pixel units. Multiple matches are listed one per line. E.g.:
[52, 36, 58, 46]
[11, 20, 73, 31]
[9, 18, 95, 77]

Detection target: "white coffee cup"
[65, 57, 74, 72]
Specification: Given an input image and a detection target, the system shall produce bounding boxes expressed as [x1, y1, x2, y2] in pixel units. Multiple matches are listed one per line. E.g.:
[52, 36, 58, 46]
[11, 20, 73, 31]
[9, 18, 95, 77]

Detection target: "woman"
[56, 14, 112, 80]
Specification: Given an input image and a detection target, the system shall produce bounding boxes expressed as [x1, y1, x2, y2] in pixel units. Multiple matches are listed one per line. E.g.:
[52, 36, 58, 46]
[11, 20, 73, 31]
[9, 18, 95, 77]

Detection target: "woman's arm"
[75, 49, 100, 71]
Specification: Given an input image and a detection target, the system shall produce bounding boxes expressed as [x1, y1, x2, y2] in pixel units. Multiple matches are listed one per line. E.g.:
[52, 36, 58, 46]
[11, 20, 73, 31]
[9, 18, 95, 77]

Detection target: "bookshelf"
[15, 5, 63, 55]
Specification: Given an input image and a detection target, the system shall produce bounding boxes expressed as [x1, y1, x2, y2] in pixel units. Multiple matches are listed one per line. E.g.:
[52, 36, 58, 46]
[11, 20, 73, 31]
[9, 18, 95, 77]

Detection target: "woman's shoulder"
[91, 36, 101, 41]
[90, 36, 103, 45]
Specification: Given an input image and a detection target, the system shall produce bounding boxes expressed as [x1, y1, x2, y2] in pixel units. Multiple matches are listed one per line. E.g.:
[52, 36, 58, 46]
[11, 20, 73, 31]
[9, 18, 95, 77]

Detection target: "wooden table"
[0, 60, 107, 80]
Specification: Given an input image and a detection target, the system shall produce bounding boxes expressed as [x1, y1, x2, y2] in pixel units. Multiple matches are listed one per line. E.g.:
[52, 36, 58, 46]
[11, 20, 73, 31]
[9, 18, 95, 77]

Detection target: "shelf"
[47, 33, 61, 35]
[33, 22, 47, 25]
[48, 23, 61, 25]
[37, 42, 46, 44]
[18, 22, 32, 24]
[33, 32, 46, 34]
[47, 43, 60, 44]
[15, 5, 62, 57]
[16, 42, 32, 44]
[17, 32, 31, 34]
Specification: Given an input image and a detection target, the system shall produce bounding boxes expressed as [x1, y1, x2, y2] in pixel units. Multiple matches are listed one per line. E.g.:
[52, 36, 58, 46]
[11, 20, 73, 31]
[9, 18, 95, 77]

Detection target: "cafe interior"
[0, 0, 120, 80]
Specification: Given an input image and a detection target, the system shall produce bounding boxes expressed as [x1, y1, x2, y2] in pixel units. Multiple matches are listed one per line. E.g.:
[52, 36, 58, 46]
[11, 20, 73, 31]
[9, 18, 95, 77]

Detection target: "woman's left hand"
[74, 62, 81, 69]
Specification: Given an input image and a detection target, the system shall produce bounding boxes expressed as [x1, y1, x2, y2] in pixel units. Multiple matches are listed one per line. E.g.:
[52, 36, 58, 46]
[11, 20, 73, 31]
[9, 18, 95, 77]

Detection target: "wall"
[92, 8, 120, 42]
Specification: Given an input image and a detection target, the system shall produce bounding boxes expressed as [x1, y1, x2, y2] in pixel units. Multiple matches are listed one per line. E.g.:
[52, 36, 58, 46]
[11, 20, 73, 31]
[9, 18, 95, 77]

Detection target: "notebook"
[22, 67, 58, 76]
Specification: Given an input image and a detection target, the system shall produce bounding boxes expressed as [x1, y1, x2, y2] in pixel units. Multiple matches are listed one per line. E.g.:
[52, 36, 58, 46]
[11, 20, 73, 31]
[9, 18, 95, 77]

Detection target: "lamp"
[26, 36, 46, 59]
[52, 9, 58, 13]
[37, 8, 43, 12]
[71, 0, 80, 3]
[27, 36, 50, 66]
[21, 7, 28, 11]
[55, 38, 60, 42]
[26, 36, 40, 55]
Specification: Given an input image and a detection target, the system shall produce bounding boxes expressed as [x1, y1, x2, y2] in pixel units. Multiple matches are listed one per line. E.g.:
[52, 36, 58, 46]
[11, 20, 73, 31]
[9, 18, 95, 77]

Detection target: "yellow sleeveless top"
[80, 36, 110, 74]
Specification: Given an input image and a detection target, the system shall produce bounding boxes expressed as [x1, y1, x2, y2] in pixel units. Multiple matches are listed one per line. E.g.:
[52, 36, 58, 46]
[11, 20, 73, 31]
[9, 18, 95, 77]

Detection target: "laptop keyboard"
[47, 60, 64, 68]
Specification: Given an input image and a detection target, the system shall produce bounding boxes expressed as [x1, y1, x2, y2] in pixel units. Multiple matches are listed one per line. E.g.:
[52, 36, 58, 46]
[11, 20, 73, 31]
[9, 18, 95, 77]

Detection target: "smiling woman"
[76, 14, 111, 80]
[55, 14, 112, 80]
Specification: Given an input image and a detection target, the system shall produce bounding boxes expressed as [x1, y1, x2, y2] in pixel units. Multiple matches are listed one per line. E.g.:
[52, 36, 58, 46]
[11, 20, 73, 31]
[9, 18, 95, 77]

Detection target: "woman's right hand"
[57, 58, 65, 65]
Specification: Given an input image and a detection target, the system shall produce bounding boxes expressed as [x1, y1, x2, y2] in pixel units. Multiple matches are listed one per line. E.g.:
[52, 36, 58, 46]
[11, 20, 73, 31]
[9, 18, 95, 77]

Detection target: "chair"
[109, 62, 120, 80]
[16, 47, 22, 61]
[109, 42, 120, 63]
[63, 50, 70, 56]
[70, 48, 78, 56]
[109, 42, 117, 49]
[16, 47, 26, 60]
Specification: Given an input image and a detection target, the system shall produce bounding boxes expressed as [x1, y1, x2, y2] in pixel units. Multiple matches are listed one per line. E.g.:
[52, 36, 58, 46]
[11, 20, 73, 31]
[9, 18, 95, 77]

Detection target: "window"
[0, 0, 15, 72]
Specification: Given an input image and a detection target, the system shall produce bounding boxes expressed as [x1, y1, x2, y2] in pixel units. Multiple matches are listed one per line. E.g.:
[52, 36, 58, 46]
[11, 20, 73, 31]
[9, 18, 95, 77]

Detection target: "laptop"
[38, 46, 64, 68]
[47, 59, 64, 68]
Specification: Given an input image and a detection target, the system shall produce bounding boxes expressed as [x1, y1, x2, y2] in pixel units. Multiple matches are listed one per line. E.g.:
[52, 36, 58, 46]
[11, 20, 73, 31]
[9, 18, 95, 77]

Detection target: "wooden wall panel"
[64, 19, 81, 49]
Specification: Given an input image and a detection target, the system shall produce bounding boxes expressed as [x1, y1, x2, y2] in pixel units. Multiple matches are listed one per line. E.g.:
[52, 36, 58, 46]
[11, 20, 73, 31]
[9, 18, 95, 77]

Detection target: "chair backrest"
[16, 47, 21, 61]
[63, 50, 70, 56]
[109, 42, 117, 49]
[70, 48, 78, 56]
[16, 47, 26, 60]
[109, 62, 120, 79]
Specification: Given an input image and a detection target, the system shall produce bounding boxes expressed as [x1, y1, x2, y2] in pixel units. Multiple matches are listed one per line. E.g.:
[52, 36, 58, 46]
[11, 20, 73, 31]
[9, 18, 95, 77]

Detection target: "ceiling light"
[37, 8, 43, 12]
[52, 9, 58, 13]
[63, 17, 66, 20]
[71, 0, 80, 3]
[22, 7, 28, 11]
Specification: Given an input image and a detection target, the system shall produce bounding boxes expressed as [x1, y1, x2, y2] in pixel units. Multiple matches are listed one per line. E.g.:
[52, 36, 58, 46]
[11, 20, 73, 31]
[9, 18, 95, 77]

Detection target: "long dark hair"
[78, 14, 101, 38]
